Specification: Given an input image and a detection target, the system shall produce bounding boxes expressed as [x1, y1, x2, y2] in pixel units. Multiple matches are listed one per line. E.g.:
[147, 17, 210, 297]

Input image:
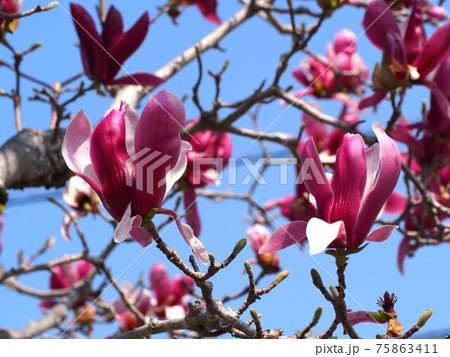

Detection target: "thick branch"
[0, 129, 70, 190]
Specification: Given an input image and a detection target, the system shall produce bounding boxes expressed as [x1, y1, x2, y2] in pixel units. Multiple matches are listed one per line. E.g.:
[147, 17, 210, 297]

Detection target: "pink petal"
[413, 23, 450, 78]
[101, 6, 124, 50]
[184, 190, 201, 237]
[76, 260, 95, 280]
[403, 1, 426, 64]
[366, 225, 398, 242]
[258, 221, 307, 254]
[70, 3, 105, 80]
[330, 134, 367, 237]
[306, 218, 345, 255]
[122, 102, 139, 158]
[397, 236, 410, 275]
[350, 124, 401, 249]
[62, 111, 101, 192]
[301, 139, 334, 222]
[358, 90, 388, 109]
[133, 91, 187, 214]
[157, 208, 208, 264]
[362, 1, 400, 50]
[107, 73, 166, 87]
[333, 29, 357, 55]
[130, 226, 153, 247]
[90, 107, 137, 219]
[113, 203, 135, 243]
[163, 140, 192, 200]
[109, 12, 150, 78]
[247, 224, 271, 253]
[383, 191, 408, 214]
[194, 0, 220, 24]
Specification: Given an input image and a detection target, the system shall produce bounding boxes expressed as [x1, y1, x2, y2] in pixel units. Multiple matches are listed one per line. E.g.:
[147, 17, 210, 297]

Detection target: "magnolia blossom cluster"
[292, 28, 368, 108]
[111, 263, 194, 332]
[360, 0, 450, 108]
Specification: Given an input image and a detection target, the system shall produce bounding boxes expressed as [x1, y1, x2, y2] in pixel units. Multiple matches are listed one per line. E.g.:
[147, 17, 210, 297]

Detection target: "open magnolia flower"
[260, 124, 401, 255]
[62, 90, 208, 263]
[70, 3, 164, 86]
[150, 262, 194, 319]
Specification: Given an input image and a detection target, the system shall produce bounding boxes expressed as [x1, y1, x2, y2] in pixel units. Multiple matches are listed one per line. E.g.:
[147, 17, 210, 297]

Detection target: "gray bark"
[0, 129, 70, 192]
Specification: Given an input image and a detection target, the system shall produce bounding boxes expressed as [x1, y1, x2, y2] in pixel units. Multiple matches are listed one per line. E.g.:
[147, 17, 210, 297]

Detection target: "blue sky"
[1, 0, 449, 338]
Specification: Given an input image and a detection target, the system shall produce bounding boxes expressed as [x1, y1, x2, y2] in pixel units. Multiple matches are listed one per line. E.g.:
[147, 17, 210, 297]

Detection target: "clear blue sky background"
[1, 0, 449, 339]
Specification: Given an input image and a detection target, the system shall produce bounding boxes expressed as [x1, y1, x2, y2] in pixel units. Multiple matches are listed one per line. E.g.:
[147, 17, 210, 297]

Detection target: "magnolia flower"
[40, 259, 94, 309]
[111, 285, 152, 331]
[182, 119, 232, 236]
[247, 224, 280, 273]
[0, 0, 22, 32]
[62, 90, 208, 263]
[260, 124, 401, 255]
[70, 3, 164, 86]
[61, 176, 101, 241]
[168, 0, 220, 24]
[150, 262, 194, 319]
[264, 104, 359, 224]
[360, 1, 450, 108]
[292, 29, 367, 109]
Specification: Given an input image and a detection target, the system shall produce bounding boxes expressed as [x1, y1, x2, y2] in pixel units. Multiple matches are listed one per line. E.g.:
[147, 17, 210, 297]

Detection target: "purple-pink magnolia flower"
[40, 259, 94, 309]
[182, 119, 232, 236]
[292, 29, 368, 108]
[247, 224, 280, 273]
[150, 262, 194, 319]
[70, 3, 164, 87]
[264, 104, 359, 224]
[260, 124, 401, 255]
[360, 0, 450, 108]
[111, 285, 152, 331]
[62, 90, 208, 263]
